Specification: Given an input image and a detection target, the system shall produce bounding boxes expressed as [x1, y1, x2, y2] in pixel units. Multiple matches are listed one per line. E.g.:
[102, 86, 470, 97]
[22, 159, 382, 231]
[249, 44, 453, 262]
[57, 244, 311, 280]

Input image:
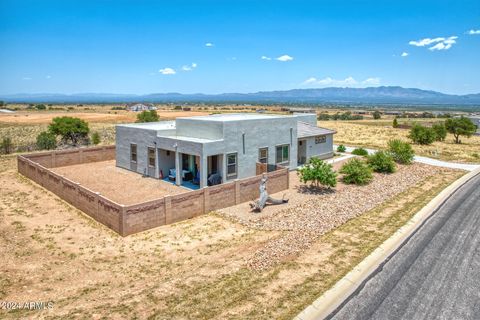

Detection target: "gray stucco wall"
[304, 134, 334, 159]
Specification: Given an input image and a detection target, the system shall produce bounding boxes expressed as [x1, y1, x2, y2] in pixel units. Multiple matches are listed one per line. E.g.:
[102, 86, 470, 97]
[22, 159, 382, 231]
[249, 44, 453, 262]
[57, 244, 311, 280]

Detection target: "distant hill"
[2, 86, 480, 108]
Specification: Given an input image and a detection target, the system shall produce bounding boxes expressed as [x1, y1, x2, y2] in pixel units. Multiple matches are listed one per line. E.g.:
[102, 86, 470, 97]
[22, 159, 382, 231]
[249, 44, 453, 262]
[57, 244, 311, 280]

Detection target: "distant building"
[467, 115, 480, 134]
[384, 110, 402, 116]
[352, 110, 368, 115]
[286, 107, 316, 114]
[126, 103, 157, 112]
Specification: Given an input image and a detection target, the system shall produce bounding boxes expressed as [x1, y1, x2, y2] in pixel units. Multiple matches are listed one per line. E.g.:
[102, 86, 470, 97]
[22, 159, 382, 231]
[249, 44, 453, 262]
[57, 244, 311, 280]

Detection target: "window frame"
[226, 153, 238, 178]
[258, 147, 268, 164]
[147, 147, 156, 167]
[315, 135, 326, 144]
[275, 144, 290, 165]
[130, 144, 137, 163]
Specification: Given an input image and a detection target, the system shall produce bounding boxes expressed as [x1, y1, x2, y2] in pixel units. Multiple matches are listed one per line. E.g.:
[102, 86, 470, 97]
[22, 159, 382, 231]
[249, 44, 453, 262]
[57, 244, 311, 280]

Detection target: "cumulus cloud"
[401, 52, 409, 57]
[302, 76, 380, 87]
[467, 29, 480, 35]
[181, 63, 197, 71]
[261, 55, 272, 60]
[205, 42, 214, 47]
[159, 67, 176, 75]
[409, 36, 457, 51]
[276, 54, 293, 62]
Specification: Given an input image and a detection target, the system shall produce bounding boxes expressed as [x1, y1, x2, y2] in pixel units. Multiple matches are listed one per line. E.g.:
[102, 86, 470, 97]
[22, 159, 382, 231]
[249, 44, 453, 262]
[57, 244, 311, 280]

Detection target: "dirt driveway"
[52, 160, 187, 204]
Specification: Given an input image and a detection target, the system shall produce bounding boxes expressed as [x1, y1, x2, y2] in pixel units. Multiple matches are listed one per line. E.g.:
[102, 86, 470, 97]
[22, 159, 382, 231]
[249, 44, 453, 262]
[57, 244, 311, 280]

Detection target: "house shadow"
[295, 185, 335, 195]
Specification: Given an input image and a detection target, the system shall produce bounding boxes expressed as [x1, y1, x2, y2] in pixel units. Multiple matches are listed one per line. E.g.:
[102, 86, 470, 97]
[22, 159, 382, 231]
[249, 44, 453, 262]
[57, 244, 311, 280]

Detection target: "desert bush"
[36, 131, 57, 150]
[393, 117, 399, 128]
[432, 122, 447, 141]
[373, 110, 381, 119]
[387, 139, 415, 164]
[298, 157, 337, 188]
[352, 147, 369, 156]
[408, 124, 436, 145]
[48, 116, 90, 146]
[1, 136, 14, 154]
[339, 158, 373, 185]
[173, 105, 182, 110]
[91, 132, 101, 145]
[367, 151, 396, 173]
[136, 110, 159, 123]
[111, 106, 125, 110]
[445, 117, 476, 144]
[35, 104, 46, 110]
[337, 144, 346, 152]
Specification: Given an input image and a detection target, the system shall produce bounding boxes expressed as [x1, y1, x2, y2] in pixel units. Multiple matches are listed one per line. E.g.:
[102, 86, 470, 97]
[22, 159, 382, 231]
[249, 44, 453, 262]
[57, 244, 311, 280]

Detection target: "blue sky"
[0, 0, 479, 95]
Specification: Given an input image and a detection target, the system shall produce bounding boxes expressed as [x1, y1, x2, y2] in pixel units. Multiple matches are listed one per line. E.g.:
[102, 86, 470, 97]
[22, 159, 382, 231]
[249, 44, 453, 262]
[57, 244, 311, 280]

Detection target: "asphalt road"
[329, 173, 480, 320]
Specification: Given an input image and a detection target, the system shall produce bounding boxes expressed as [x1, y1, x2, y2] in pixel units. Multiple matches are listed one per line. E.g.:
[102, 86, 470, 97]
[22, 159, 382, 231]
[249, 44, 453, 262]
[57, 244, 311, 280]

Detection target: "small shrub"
[173, 105, 182, 110]
[298, 157, 337, 188]
[35, 104, 46, 110]
[408, 124, 436, 145]
[91, 132, 101, 145]
[136, 110, 159, 123]
[432, 122, 447, 141]
[1, 136, 14, 154]
[36, 131, 57, 150]
[367, 151, 396, 173]
[339, 158, 373, 185]
[387, 139, 415, 164]
[373, 111, 381, 120]
[393, 117, 399, 128]
[337, 144, 346, 152]
[352, 147, 369, 156]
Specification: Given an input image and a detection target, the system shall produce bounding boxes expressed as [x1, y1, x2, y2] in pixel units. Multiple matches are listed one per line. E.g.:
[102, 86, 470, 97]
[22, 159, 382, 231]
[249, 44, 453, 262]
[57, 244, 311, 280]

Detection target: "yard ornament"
[249, 176, 288, 212]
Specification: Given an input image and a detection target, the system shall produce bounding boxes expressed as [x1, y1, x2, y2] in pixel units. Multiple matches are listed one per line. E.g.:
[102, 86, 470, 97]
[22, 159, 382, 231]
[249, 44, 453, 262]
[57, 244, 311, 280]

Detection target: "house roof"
[297, 121, 336, 138]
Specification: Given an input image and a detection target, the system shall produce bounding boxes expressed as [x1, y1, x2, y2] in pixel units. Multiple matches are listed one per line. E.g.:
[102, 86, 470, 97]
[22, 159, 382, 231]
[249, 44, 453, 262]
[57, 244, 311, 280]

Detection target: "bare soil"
[52, 160, 187, 205]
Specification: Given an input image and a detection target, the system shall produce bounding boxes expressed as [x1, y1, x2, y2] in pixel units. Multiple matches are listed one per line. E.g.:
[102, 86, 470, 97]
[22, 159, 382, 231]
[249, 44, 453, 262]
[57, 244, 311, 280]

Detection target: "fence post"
[52, 151, 57, 168]
[286, 168, 290, 189]
[203, 187, 210, 214]
[235, 179, 241, 204]
[164, 195, 172, 224]
[119, 204, 126, 236]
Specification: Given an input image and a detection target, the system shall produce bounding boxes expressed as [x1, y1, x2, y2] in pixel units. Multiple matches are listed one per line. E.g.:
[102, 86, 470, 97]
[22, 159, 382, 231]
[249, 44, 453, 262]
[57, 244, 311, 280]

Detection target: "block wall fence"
[18, 146, 289, 236]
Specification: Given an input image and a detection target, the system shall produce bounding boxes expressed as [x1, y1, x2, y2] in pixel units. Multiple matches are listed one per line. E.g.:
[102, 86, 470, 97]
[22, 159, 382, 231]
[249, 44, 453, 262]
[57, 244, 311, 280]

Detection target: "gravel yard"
[220, 162, 460, 270]
[52, 160, 187, 204]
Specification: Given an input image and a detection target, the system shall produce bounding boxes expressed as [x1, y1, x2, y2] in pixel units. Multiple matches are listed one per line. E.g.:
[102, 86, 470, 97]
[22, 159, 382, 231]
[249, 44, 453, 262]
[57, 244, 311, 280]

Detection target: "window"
[130, 144, 137, 162]
[226, 153, 237, 178]
[315, 135, 326, 144]
[148, 147, 155, 167]
[276, 145, 289, 164]
[258, 147, 268, 163]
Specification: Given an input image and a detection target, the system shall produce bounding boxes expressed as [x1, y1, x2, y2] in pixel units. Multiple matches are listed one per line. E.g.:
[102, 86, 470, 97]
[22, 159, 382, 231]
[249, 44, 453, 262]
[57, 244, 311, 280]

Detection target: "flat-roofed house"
[115, 113, 335, 188]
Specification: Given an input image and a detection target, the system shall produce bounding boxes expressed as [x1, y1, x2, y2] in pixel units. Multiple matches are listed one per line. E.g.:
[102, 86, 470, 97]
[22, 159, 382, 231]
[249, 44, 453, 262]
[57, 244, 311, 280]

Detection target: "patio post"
[175, 150, 181, 186]
[200, 155, 208, 188]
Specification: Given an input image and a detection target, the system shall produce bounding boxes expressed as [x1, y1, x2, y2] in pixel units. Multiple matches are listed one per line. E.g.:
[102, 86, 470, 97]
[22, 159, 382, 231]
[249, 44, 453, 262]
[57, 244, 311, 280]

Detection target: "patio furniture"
[207, 173, 222, 186]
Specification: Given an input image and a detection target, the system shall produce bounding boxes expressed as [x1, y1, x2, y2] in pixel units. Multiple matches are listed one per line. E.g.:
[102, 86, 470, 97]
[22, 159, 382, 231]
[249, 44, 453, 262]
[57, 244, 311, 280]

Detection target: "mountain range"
[1, 86, 480, 107]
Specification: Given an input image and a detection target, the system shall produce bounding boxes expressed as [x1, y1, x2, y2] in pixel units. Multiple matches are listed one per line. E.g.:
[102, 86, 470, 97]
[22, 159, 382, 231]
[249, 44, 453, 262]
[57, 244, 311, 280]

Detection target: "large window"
[258, 147, 268, 163]
[130, 144, 137, 162]
[148, 147, 155, 167]
[226, 153, 237, 178]
[276, 145, 289, 164]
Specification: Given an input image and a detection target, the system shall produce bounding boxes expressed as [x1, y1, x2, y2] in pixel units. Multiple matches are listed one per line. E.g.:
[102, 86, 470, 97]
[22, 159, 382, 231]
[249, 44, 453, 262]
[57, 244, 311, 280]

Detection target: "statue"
[249, 176, 288, 212]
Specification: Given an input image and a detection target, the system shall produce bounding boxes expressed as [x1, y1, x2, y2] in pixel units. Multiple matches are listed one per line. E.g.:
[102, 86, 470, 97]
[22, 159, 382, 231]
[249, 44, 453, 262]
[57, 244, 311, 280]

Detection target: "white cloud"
[261, 55, 272, 60]
[159, 67, 176, 75]
[409, 36, 457, 51]
[362, 77, 381, 85]
[302, 76, 380, 87]
[205, 42, 214, 47]
[181, 63, 197, 71]
[276, 54, 293, 62]
[401, 52, 409, 57]
[22, 77, 32, 80]
[467, 29, 480, 35]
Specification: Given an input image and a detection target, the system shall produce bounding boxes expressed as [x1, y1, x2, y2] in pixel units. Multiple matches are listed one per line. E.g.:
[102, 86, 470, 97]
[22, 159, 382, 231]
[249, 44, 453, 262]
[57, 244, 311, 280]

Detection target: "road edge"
[294, 167, 480, 320]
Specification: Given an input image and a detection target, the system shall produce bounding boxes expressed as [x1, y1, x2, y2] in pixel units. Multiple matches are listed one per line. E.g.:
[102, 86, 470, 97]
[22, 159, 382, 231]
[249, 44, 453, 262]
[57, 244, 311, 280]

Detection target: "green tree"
[48, 116, 90, 145]
[373, 110, 381, 120]
[298, 157, 337, 188]
[91, 132, 101, 145]
[1, 136, 14, 154]
[408, 124, 436, 145]
[35, 104, 47, 110]
[387, 139, 415, 164]
[432, 122, 447, 141]
[445, 117, 476, 144]
[393, 117, 399, 128]
[339, 158, 373, 185]
[36, 131, 57, 150]
[367, 151, 396, 173]
[136, 110, 160, 123]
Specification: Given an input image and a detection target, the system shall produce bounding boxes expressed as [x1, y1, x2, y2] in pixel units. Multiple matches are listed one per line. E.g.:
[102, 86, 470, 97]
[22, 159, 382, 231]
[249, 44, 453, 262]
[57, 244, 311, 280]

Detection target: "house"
[126, 103, 157, 112]
[115, 113, 335, 188]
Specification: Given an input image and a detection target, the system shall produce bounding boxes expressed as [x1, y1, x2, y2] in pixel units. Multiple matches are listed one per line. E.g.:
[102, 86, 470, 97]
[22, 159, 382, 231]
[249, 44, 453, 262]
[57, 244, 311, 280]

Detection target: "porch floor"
[162, 177, 200, 190]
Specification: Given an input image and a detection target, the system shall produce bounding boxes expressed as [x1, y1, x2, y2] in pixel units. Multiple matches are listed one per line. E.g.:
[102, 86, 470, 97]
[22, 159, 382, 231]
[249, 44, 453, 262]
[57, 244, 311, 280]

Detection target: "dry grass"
[0, 151, 464, 319]
[321, 120, 480, 163]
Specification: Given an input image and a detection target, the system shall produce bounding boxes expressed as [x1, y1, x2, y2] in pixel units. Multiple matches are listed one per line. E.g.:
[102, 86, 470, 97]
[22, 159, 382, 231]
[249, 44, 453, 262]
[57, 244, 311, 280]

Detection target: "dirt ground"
[52, 160, 187, 205]
[0, 153, 465, 319]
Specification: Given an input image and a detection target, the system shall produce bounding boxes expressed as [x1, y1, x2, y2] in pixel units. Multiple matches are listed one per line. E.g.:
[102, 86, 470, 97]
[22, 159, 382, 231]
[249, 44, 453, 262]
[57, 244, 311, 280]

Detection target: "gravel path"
[220, 163, 457, 270]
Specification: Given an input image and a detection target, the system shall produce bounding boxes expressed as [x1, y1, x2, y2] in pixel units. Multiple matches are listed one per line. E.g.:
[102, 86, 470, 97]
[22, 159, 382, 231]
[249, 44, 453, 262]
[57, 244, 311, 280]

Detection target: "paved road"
[333, 145, 480, 171]
[328, 173, 480, 320]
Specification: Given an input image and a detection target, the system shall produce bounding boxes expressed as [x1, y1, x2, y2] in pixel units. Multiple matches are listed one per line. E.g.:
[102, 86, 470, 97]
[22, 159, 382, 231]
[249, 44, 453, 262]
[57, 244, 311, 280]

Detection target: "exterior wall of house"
[304, 133, 335, 160]
[176, 118, 224, 140]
